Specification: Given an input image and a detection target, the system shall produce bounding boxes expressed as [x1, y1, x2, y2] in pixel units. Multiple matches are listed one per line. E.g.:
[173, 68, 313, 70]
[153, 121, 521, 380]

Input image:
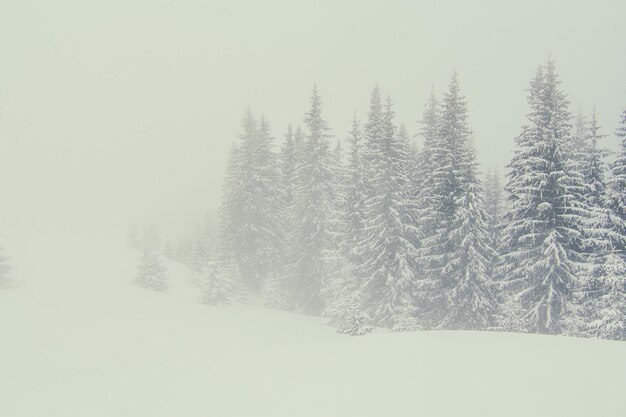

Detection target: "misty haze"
[1, 1, 625, 417]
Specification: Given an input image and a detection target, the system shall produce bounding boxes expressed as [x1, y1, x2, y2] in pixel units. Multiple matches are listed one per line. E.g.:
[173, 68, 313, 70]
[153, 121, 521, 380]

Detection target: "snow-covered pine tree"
[293, 125, 305, 178]
[134, 244, 167, 291]
[582, 109, 610, 208]
[419, 72, 496, 330]
[582, 108, 626, 340]
[321, 138, 348, 315]
[280, 124, 297, 212]
[575, 110, 623, 319]
[330, 138, 347, 256]
[416, 88, 440, 182]
[342, 117, 367, 267]
[289, 86, 339, 314]
[499, 60, 590, 335]
[217, 134, 244, 269]
[607, 108, 626, 249]
[336, 301, 374, 336]
[325, 117, 369, 328]
[415, 89, 440, 259]
[221, 111, 283, 299]
[445, 144, 497, 330]
[201, 255, 239, 306]
[586, 252, 626, 340]
[357, 89, 420, 329]
[399, 122, 421, 232]
[262, 124, 300, 310]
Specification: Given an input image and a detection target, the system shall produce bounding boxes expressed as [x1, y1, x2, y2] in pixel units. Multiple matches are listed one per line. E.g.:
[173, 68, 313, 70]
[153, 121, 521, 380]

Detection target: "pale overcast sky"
[1, 0, 625, 236]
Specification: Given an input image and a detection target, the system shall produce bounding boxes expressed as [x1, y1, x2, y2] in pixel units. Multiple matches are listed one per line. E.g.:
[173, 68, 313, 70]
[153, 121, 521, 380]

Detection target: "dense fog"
[0, 1, 625, 417]
[1, 0, 625, 237]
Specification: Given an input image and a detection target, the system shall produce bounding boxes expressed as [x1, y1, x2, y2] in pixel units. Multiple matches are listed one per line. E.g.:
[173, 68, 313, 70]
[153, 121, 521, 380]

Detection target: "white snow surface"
[0, 231, 624, 417]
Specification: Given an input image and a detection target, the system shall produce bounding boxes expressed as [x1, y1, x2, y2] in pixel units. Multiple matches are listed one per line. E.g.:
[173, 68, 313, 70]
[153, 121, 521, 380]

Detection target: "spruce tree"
[499, 61, 589, 335]
[587, 253, 626, 340]
[607, 109, 626, 248]
[201, 258, 238, 306]
[214, 126, 247, 299]
[582, 109, 609, 207]
[342, 117, 367, 268]
[280, 124, 297, 212]
[221, 111, 283, 297]
[416, 88, 440, 185]
[336, 303, 373, 336]
[322, 138, 348, 316]
[265, 124, 300, 310]
[325, 117, 369, 328]
[584, 108, 626, 340]
[134, 245, 168, 292]
[290, 86, 338, 314]
[419, 72, 496, 330]
[575, 110, 623, 330]
[357, 90, 420, 329]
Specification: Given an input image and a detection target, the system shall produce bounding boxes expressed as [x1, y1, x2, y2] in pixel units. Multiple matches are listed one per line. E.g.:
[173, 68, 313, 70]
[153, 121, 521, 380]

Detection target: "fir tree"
[607, 108, 626, 249]
[325, 118, 367, 326]
[201, 258, 238, 306]
[357, 89, 420, 329]
[342, 117, 367, 267]
[581, 108, 626, 340]
[499, 60, 589, 335]
[134, 245, 168, 292]
[416, 88, 440, 189]
[419, 72, 496, 330]
[415, 89, 440, 260]
[238, 114, 283, 292]
[336, 301, 374, 336]
[280, 124, 297, 211]
[582, 109, 609, 208]
[586, 252, 626, 341]
[321, 138, 348, 314]
[217, 136, 243, 269]
[289, 86, 339, 314]
[575, 110, 624, 333]
[219, 111, 283, 298]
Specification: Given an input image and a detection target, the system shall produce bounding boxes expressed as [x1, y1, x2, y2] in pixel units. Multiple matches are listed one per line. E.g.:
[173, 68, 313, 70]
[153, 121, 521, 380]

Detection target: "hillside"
[0, 231, 624, 417]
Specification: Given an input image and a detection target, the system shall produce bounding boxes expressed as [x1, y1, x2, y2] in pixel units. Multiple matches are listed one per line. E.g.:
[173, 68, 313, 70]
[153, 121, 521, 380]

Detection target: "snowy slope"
[0, 231, 624, 417]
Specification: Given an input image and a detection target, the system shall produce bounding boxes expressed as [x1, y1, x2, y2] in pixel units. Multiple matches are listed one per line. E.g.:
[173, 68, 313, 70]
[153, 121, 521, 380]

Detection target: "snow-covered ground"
[0, 231, 624, 417]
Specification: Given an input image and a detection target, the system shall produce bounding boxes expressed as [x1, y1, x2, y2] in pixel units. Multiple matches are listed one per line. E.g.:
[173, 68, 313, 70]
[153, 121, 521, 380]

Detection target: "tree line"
[165, 59, 626, 341]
